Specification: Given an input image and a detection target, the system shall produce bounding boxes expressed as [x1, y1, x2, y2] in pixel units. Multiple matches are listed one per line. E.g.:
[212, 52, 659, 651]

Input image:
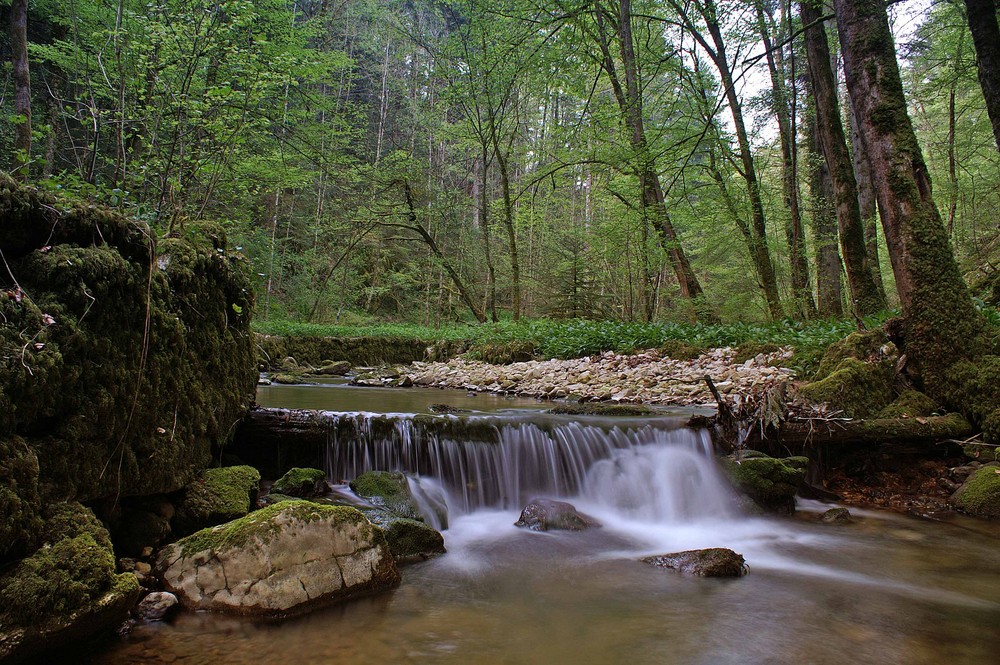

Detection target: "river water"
[85, 382, 1000, 665]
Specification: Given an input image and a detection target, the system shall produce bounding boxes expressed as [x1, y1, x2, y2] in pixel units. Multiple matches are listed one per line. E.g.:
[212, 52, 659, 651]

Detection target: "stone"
[820, 508, 852, 524]
[271, 467, 328, 498]
[157, 502, 400, 616]
[514, 498, 601, 532]
[135, 592, 178, 622]
[361, 510, 446, 561]
[718, 452, 806, 514]
[350, 471, 424, 522]
[172, 466, 261, 537]
[312, 360, 351, 376]
[950, 465, 1000, 519]
[641, 548, 747, 577]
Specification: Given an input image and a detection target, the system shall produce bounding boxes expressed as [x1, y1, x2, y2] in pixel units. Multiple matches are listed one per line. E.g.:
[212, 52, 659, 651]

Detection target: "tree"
[9, 0, 31, 178]
[800, 0, 886, 316]
[962, 0, 1000, 151]
[833, 0, 992, 431]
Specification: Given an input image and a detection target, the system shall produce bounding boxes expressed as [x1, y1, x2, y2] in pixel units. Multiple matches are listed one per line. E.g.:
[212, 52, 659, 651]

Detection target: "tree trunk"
[756, 1, 816, 319]
[10, 0, 31, 178]
[963, 0, 1000, 152]
[833, 0, 983, 388]
[801, 0, 886, 317]
[846, 89, 888, 303]
[809, 119, 844, 318]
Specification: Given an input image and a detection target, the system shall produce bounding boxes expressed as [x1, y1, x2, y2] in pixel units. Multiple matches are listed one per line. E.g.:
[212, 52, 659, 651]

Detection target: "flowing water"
[85, 383, 1000, 664]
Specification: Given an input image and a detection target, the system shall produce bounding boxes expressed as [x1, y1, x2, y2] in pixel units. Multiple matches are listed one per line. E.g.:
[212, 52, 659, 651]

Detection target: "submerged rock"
[641, 548, 747, 577]
[172, 466, 260, 537]
[135, 592, 178, 622]
[0, 503, 140, 662]
[514, 498, 601, 532]
[271, 467, 328, 498]
[820, 507, 852, 524]
[157, 501, 399, 616]
[718, 451, 806, 514]
[362, 510, 446, 561]
[950, 465, 1000, 519]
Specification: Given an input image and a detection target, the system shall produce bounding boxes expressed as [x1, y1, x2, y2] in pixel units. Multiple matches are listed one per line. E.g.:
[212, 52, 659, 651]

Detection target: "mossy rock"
[361, 510, 446, 560]
[464, 341, 537, 365]
[0, 178, 257, 511]
[311, 360, 351, 376]
[0, 502, 139, 662]
[798, 357, 894, 418]
[547, 403, 654, 417]
[813, 329, 893, 381]
[642, 548, 747, 577]
[657, 340, 706, 361]
[261, 492, 298, 505]
[942, 356, 1000, 444]
[951, 465, 1000, 519]
[172, 466, 260, 537]
[272, 467, 327, 497]
[272, 372, 305, 385]
[0, 436, 42, 560]
[718, 452, 806, 514]
[876, 389, 940, 419]
[350, 471, 423, 522]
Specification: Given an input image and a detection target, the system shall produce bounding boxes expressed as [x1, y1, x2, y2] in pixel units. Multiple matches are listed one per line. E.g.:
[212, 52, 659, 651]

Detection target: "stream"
[86, 382, 1000, 664]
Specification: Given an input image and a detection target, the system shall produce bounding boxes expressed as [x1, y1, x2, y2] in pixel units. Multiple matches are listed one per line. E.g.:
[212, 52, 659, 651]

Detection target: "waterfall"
[324, 412, 725, 515]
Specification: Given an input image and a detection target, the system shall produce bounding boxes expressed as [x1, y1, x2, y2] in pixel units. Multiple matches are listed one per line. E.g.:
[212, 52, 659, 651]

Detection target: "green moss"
[547, 403, 654, 417]
[799, 357, 894, 418]
[349, 471, 422, 521]
[654, 339, 706, 361]
[963, 443, 1000, 463]
[272, 467, 327, 496]
[0, 502, 131, 627]
[942, 356, 1000, 444]
[362, 511, 445, 559]
[0, 436, 42, 560]
[256, 333, 464, 369]
[876, 389, 939, 418]
[813, 329, 891, 381]
[177, 501, 372, 556]
[719, 453, 806, 513]
[172, 465, 260, 536]
[951, 465, 1000, 519]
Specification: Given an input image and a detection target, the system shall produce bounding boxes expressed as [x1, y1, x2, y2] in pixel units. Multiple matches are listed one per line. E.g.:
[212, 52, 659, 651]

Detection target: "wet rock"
[718, 452, 806, 514]
[271, 467, 328, 498]
[514, 498, 601, 532]
[172, 466, 261, 537]
[135, 592, 178, 622]
[351, 367, 402, 387]
[546, 403, 653, 417]
[312, 360, 351, 376]
[641, 548, 747, 577]
[272, 373, 304, 385]
[820, 508, 852, 524]
[350, 471, 424, 522]
[157, 502, 399, 616]
[429, 403, 468, 414]
[950, 465, 1000, 519]
[361, 510, 446, 561]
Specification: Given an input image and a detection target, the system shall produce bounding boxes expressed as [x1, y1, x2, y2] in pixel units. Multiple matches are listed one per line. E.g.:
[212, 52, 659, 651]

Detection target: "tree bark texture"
[801, 0, 886, 317]
[963, 0, 1000, 152]
[833, 0, 983, 384]
[10, 0, 32, 178]
[847, 88, 888, 303]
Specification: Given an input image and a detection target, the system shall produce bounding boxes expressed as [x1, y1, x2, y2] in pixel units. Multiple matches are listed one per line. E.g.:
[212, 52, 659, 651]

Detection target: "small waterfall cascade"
[324, 412, 725, 515]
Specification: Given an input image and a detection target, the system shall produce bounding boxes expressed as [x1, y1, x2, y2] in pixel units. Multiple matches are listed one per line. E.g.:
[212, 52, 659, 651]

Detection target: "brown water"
[85, 384, 1000, 664]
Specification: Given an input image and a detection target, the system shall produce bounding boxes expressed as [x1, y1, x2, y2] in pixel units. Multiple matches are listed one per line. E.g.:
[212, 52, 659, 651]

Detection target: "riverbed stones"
[642, 548, 747, 577]
[514, 498, 601, 532]
[950, 465, 1000, 519]
[405, 347, 794, 405]
[157, 501, 400, 616]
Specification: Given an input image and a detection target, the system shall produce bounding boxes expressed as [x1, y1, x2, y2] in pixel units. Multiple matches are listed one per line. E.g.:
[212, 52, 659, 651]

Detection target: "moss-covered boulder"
[812, 329, 894, 381]
[157, 501, 400, 616]
[641, 548, 747, 577]
[950, 465, 1000, 519]
[718, 452, 807, 514]
[0, 503, 140, 662]
[0, 178, 257, 535]
[272, 467, 327, 497]
[172, 466, 260, 537]
[798, 357, 895, 418]
[876, 389, 940, 419]
[0, 436, 42, 559]
[312, 360, 351, 376]
[362, 510, 446, 560]
[350, 471, 423, 521]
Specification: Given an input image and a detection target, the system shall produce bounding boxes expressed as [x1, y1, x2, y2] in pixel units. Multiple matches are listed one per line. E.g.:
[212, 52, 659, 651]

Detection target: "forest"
[3, 0, 998, 327]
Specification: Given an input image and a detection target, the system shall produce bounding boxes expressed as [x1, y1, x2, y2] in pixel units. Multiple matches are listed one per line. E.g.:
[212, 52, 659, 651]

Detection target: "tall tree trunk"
[846, 88, 888, 303]
[801, 0, 886, 317]
[962, 0, 1000, 151]
[833, 0, 983, 389]
[479, 148, 498, 322]
[10, 0, 31, 178]
[756, 1, 816, 319]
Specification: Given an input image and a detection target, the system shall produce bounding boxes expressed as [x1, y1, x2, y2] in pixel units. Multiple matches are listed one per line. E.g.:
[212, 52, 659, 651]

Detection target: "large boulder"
[157, 501, 400, 616]
[0, 503, 140, 662]
[951, 465, 1000, 519]
[172, 466, 260, 537]
[514, 498, 601, 532]
[642, 548, 747, 577]
[271, 467, 327, 498]
[718, 451, 806, 514]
